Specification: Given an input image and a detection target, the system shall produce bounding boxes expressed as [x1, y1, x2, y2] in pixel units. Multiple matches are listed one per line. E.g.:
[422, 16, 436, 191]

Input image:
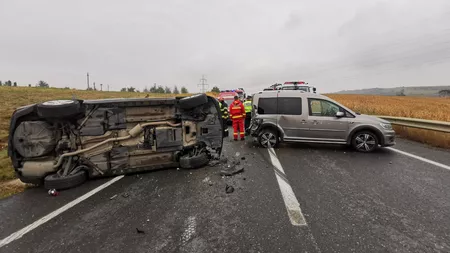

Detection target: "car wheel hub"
[261, 132, 276, 147]
[355, 134, 376, 151]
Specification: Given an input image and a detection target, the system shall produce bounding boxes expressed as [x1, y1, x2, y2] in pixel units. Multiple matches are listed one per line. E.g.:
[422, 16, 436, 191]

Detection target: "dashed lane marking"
[0, 175, 125, 248]
[268, 148, 307, 226]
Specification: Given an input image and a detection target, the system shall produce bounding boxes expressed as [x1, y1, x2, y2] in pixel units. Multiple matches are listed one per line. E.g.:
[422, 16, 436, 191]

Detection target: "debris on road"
[208, 156, 228, 167]
[220, 165, 244, 176]
[225, 184, 235, 194]
[48, 189, 59, 196]
[136, 228, 146, 234]
[241, 156, 246, 160]
[208, 160, 220, 166]
[122, 193, 130, 198]
[110, 194, 118, 200]
[202, 177, 214, 186]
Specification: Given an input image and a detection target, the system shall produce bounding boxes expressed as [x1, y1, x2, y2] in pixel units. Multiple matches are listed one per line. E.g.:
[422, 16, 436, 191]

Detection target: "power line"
[198, 75, 209, 93]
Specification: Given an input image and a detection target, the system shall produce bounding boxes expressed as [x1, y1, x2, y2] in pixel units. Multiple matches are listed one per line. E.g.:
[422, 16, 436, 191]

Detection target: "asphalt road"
[1, 132, 450, 253]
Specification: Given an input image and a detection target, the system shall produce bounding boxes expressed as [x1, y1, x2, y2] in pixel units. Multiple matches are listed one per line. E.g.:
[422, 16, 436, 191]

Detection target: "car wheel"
[36, 100, 82, 118]
[179, 152, 209, 169]
[352, 131, 379, 153]
[259, 129, 278, 148]
[179, 94, 208, 110]
[44, 170, 87, 190]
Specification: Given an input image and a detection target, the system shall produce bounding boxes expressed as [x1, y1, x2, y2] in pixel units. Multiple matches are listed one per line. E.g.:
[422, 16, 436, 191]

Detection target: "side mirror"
[313, 87, 317, 93]
[336, 111, 345, 118]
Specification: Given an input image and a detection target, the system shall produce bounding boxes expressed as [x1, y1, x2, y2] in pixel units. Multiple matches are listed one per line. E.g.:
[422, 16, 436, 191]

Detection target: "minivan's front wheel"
[352, 131, 378, 152]
[259, 129, 278, 148]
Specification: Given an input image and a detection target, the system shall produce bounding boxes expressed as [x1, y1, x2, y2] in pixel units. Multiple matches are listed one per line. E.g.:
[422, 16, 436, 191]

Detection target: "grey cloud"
[1, 0, 450, 94]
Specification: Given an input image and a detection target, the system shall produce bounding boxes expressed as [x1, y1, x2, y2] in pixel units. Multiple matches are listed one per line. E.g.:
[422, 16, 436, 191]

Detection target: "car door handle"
[301, 120, 307, 124]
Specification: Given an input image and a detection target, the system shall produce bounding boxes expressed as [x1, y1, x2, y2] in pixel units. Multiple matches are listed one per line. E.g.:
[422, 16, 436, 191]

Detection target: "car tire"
[351, 131, 379, 153]
[44, 170, 87, 190]
[179, 153, 209, 169]
[179, 94, 208, 110]
[36, 100, 82, 118]
[258, 128, 279, 148]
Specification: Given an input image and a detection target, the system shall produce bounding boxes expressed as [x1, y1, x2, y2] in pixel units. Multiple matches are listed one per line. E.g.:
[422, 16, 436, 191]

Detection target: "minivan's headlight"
[380, 123, 392, 130]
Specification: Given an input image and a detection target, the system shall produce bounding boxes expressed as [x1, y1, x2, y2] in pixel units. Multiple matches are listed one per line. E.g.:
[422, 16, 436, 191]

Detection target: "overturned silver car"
[8, 94, 224, 189]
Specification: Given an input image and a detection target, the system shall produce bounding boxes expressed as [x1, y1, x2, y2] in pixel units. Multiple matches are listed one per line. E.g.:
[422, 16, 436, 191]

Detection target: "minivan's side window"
[257, 98, 277, 114]
[308, 99, 341, 117]
[278, 98, 302, 115]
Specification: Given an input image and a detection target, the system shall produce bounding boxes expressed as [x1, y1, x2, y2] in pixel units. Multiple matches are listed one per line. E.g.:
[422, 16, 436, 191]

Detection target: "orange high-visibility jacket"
[229, 100, 246, 120]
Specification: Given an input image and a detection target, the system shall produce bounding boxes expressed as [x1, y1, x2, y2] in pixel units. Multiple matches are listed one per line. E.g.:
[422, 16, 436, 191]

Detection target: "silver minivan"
[248, 90, 396, 152]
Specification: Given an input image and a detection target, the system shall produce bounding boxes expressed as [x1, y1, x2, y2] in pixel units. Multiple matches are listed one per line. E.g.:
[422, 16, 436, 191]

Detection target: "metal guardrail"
[377, 116, 450, 133]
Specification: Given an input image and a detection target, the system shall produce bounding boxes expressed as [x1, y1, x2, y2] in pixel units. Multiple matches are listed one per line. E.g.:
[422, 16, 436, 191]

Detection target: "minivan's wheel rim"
[355, 134, 376, 151]
[261, 132, 276, 147]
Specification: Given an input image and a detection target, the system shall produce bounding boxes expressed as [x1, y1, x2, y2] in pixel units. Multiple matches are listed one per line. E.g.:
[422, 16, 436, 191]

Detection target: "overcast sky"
[1, 0, 450, 94]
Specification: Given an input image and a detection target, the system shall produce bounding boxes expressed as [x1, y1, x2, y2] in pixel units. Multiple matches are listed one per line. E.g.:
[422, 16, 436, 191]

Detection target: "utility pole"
[107, 84, 110, 91]
[93, 82, 96, 91]
[100, 83, 103, 91]
[197, 75, 209, 93]
[87, 72, 90, 90]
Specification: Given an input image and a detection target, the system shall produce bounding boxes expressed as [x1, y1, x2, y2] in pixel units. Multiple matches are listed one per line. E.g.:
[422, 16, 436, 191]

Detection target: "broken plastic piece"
[225, 184, 234, 194]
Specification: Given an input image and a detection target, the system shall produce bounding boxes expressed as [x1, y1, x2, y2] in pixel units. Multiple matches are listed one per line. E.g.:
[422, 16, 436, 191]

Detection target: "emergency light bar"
[284, 81, 306, 85]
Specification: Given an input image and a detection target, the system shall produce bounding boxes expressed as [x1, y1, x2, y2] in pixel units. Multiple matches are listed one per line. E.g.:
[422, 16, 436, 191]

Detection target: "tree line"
[0, 80, 49, 87]
[121, 84, 188, 94]
[2, 80, 221, 94]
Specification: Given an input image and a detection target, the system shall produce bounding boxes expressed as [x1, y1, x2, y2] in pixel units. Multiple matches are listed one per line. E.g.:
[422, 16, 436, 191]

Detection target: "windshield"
[224, 99, 234, 105]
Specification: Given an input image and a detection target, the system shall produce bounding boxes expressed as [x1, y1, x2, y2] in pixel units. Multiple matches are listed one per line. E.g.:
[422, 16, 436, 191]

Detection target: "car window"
[278, 98, 302, 115]
[308, 99, 341, 117]
[257, 98, 277, 114]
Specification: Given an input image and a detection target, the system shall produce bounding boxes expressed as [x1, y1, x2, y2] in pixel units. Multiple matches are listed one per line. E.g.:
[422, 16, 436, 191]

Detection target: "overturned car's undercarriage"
[8, 94, 224, 189]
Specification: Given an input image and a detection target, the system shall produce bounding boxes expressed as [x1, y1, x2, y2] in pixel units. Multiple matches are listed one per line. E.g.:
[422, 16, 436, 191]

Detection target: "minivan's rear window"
[278, 98, 302, 115]
[257, 98, 277, 114]
[257, 97, 302, 115]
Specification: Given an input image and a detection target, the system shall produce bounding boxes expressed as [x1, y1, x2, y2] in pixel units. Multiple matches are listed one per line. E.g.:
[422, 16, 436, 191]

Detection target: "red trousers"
[232, 118, 245, 140]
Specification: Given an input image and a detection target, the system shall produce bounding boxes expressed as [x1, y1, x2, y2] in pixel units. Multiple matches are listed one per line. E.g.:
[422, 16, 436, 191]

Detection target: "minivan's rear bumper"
[381, 131, 396, 147]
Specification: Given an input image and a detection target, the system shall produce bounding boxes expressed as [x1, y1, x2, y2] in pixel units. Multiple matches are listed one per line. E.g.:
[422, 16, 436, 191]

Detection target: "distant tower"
[100, 83, 103, 91]
[197, 75, 209, 93]
[87, 72, 90, 90]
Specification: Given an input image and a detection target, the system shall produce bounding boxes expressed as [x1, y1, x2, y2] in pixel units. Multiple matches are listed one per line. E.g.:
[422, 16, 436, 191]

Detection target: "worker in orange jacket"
[229, 96, 246, 141]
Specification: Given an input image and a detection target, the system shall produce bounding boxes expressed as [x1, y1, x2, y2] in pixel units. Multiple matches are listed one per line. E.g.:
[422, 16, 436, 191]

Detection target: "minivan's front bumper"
[381, 130, 396, 147]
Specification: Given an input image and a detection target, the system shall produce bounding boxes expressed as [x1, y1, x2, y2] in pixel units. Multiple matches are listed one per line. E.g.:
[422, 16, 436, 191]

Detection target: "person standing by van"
[229, 96, 246, 141]
[243, 96, 252, 133]
[218, 97, 229, 137]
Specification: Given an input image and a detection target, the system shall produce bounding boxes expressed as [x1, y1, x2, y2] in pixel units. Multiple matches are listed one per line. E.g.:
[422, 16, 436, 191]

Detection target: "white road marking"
[268, 148, 307, 226]
[0, 175, 124, 248]
[387, 147, 450, 171]
[181, 216, 197, 245]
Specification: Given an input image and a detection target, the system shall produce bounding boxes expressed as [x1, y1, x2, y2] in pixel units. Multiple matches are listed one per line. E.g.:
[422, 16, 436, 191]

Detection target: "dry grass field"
[326, 94, 450, 122]
[0, 87, 448, 197]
